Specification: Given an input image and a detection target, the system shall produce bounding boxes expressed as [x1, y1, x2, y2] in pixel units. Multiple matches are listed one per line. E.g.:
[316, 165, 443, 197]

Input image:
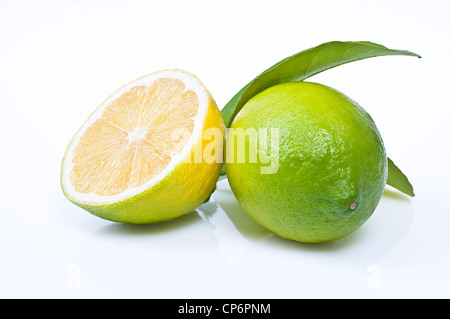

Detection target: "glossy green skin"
[225, 82, 387, 243]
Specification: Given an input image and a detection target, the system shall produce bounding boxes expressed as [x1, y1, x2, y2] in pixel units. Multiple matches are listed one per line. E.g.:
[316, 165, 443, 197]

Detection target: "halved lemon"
[61, 70, 225, 223]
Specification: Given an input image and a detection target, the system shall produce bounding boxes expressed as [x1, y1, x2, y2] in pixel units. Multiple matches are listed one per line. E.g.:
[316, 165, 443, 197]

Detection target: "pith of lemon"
[225, 81, 387, 243]
[61, 69, 225, 224]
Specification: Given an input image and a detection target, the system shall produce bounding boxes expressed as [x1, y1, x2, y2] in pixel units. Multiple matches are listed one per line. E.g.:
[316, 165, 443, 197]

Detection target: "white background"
[1, 0, 449, 298]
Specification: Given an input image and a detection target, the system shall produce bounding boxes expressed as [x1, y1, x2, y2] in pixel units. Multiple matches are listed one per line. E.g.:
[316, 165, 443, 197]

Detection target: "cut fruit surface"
[71, 78, 198, 197]
[61, 70, 224, 223]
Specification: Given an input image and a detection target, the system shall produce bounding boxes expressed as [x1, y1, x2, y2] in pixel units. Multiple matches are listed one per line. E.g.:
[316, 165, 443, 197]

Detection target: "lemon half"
[61, 70, 224, 223]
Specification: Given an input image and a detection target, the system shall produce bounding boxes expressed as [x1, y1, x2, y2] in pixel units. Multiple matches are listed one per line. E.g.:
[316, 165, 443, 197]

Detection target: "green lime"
[225, 81, 387, 243]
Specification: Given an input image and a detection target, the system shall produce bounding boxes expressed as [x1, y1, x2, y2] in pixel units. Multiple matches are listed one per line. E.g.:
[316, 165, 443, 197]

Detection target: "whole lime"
[225, 81, 387, 243]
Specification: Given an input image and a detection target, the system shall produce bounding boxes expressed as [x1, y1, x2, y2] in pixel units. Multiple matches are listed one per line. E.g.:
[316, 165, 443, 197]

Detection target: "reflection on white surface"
[211, 180, 414, 265]
[0, 168, 438, 298]
[197, 201, 251, 266]
[35, 182, 412, 298]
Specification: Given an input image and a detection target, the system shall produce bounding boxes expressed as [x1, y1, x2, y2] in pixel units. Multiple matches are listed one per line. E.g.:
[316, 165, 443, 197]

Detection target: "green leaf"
[387, 157, 415, 197]
[219, 41, 419, 196]
[219, 165, 226, 177]
[221, 41, 421, 127]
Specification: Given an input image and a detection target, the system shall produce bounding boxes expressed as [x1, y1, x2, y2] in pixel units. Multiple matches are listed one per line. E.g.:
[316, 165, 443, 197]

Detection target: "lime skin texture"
[225, 81, 387, 243]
